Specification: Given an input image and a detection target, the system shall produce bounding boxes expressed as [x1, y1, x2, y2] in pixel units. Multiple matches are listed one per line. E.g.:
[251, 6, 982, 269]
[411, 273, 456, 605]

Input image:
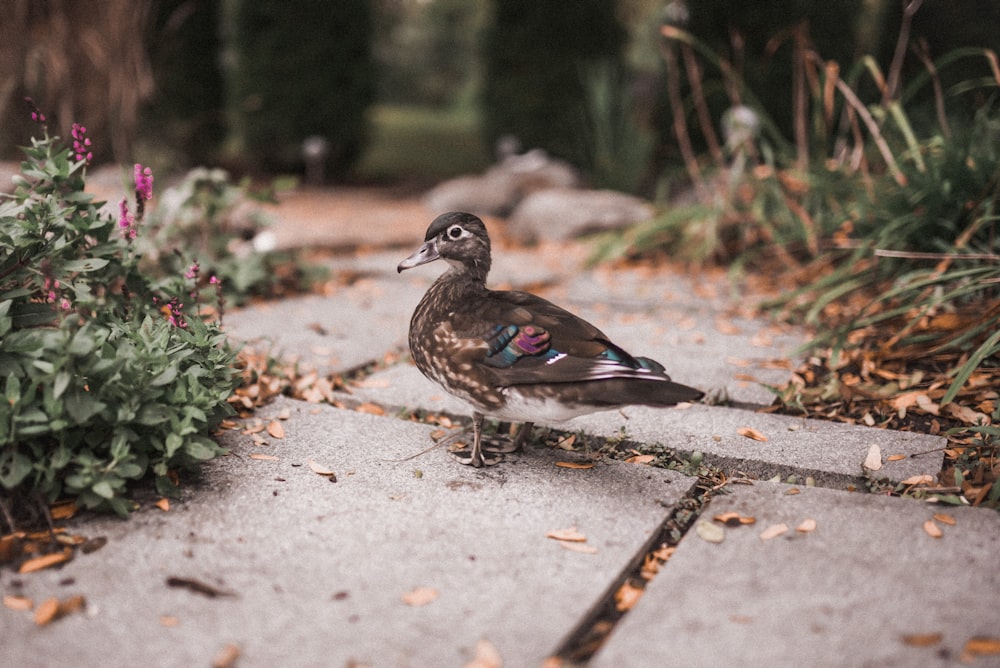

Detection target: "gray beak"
[397, 238, 440, 273]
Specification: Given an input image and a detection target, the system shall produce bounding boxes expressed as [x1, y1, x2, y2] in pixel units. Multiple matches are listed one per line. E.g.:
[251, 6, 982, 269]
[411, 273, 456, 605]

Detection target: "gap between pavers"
[1, 399, 696, 667]
[340, 362, 945, 488]
[591, 481, 1000, 667]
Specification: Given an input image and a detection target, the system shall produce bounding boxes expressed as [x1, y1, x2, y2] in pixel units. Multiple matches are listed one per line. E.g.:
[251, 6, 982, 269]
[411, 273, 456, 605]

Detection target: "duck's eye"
[447, 225, 464, 239]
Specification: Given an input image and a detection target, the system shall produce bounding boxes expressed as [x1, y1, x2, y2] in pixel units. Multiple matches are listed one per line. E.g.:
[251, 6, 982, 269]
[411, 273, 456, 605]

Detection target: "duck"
[397, 211, 703, 467]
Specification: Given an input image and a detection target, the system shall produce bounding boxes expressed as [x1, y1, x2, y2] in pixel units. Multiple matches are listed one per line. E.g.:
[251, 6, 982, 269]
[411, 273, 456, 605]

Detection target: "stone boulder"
[424, 149, 580, 218]
[507, 187, 654, 242]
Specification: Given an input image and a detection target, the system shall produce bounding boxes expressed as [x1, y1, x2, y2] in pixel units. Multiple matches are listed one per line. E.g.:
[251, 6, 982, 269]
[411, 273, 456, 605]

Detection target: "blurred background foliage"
[2, 0, 996, 189]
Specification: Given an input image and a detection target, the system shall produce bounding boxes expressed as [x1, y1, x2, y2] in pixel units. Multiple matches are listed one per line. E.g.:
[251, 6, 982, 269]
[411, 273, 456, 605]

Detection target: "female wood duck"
[397, 212, 703, 467]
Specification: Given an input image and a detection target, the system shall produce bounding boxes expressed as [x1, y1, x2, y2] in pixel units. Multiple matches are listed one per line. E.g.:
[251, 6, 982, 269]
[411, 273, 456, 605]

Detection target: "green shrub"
[0, 110, 238, 517]
[140, 167, 321, 306]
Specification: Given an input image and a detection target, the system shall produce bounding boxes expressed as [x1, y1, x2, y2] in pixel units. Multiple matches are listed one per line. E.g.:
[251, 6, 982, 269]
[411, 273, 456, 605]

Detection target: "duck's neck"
[426, 264, 488, 307]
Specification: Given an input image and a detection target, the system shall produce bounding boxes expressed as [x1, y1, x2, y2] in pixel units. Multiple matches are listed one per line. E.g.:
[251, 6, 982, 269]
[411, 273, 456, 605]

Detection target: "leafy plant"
[139, 167, 323, 306]
[0, 109, 238, 518]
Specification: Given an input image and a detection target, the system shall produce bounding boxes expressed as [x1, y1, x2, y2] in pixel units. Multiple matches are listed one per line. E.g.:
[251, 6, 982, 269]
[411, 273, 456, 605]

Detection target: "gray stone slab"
[593, 482, 1000, 667]
[343, 363, 943, 487]
[2, 399, 695, 667]
[569, 404, 944, 487]
[223, 277, 429, 374]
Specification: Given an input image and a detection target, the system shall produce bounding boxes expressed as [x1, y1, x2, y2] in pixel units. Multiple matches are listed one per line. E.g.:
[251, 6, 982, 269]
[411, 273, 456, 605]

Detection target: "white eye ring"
[446, 225, 467, 239]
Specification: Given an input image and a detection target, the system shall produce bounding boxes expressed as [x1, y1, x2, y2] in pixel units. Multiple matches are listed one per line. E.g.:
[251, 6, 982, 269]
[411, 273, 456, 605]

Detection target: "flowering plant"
[0, 104, 238, 518]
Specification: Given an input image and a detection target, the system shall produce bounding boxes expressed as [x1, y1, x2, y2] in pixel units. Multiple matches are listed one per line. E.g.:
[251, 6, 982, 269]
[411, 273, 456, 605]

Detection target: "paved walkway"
[3, 189, 998, 667]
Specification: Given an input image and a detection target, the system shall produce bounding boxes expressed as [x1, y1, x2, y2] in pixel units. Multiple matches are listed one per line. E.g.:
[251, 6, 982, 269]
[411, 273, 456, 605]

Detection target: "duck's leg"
[449, 412, 505, 467]
[511, 421, 534, 451]
[481, 420, 534, 457]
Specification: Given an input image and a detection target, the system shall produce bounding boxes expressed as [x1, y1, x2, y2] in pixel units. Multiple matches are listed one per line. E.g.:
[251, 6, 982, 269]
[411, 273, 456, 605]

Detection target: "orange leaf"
[3, 595, 33, 611]
[796, 518, 817, 533]
[249, 453, 278, 461]
[155, 498, 171, 512]
[923, 520, 943, 538]
[737, 427, 768, 442]
[356, 402, 385, 416]
[902, 633, 943, 647]
[614, 581, 644, 612]
[401, 586, 438, 607]
[713, 512, 756, 526]
[49, 501, 77, 520]
[307, 460, 337, 480]
[556, 461, 594, 469]
[901, 475, 934, 486]
[932, 513, 956, 526]
[886, 454, 907, 462]
[267, 420, 285, 439]
[759, 523, 789, 541]
[625, 454, 655, 465]
[19, 548, 73, 574]
[964, 637, 1000, 656]
[546, 527, 587, 542]
[211, 644, 242, 668]
[559, 541, 598, 555]
[33, 597, 60, 625]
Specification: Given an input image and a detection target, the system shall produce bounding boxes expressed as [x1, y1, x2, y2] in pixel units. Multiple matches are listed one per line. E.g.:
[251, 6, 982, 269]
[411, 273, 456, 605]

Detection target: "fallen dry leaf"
[356, 402, 386, 416]
[901, 474, 934, 487]
[713, 512, 756, 526]
[964, 636, 1000, 656]
[923, 520, 943, 538]
[614, 581, 644, 612]
[695, 520, 725, 543]
[559, 541, 598, 555]
[625, 454, 656, 465]
[307, 460, 337, 479]
[465, 638, 503, 668]
[932, 513, 956, 526]
[901, 633, 943, 647]
[33, 597, 60, 625]
[267, 420, 285, 439]
[3, 595, 33, 611]
[401, 586, 438, 607]
[784, 487, 801, 495]
[555, 434, 577, 450]
[19, 548, 73, 574]
[155, 498, 170, 512]
[49, 501, 77, 520]
[249, 453, 279, 461]
[159, 615, 180, 627]
[241, 421, 267, 435]
[759, 523, 789, 541]
[546, 527, 587, 543]
[862, 444, 882, 471]
[796, 518, 817, 533]
[886, 454, 907, 462]
[737, 426, 768, 442]
[212, 644, 242, 668]
[555, 461, 594, 470]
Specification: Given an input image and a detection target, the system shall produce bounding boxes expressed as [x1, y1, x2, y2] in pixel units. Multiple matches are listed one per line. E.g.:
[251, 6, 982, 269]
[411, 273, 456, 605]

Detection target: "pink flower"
[185, 262, 200, 280]
[119, 198, 137, 240]
[71, 123, 93, 165]
[25, 97, 46, 125]
[134, 164, 154, 201]
[209, 275, 220, 285]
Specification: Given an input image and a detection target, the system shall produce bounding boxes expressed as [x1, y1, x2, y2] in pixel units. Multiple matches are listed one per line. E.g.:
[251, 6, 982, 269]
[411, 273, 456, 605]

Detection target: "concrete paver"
[2, 399, 695, 667]
[341, 363, 944, 487]
[593, 482, 1000, 667]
